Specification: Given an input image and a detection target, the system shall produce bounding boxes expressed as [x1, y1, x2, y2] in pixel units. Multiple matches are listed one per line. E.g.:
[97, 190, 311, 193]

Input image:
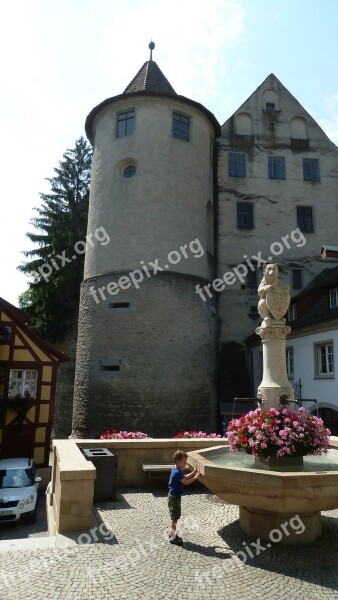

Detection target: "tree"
[18, 137, 92, 341]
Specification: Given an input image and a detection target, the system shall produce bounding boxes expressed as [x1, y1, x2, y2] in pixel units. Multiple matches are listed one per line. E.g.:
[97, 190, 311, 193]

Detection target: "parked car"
[0, 458, 41, 523]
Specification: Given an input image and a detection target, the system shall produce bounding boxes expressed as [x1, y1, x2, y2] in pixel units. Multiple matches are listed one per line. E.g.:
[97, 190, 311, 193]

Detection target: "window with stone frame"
[314, 341, 334, 378]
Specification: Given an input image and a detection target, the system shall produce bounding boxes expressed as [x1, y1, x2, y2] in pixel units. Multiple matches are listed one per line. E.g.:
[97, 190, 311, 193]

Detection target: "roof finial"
[149, 40, 155, 61]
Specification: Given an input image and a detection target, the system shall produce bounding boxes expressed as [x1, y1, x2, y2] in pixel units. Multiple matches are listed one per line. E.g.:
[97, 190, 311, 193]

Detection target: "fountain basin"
[188, 443, 338, 543]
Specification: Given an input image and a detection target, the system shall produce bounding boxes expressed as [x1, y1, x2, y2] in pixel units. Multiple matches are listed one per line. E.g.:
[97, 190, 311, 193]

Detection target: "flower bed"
[99, 429, 151, 440]
[99, 429, 223, 440]
[173, 431, 222, 439]
[227, 407, 330, 462]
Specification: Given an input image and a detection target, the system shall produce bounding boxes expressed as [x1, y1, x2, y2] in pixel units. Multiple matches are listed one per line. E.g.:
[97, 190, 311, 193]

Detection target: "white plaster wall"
[250, 327, 338, 411]
[84, 95, 215, 281]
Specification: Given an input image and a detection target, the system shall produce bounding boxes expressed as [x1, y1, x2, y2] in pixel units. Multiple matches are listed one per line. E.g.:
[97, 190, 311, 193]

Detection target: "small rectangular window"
[246, 263, 257, 287]
[292, 269, 303, 290]
[172, 112, 190, 141]
[287, 305, 297, 321]
[303, 158, 320, 182]
[9, 369, 38, 399]
[0, 325, 11, 343]
[229, 152, 246, 177]
[266, 103, 275, 112]
[268, 122, 275, 131]
[315, 342, 334, 377]
[100, 365, 120, 372]
[268, 156, 286, 180]
[297, 206, 313, 232]
[237, 202, 253, 229]
[117, 110, 135, 138]
[286, 347, 294, 378]
[329, 289, 338, 308]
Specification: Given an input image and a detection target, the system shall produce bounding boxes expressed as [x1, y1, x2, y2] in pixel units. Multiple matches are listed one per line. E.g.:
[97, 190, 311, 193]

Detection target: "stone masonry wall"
[72, 272, 217, 438]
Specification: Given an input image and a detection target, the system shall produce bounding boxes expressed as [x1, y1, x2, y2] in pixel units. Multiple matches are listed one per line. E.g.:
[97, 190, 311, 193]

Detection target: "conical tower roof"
[124, 60, 176, 95]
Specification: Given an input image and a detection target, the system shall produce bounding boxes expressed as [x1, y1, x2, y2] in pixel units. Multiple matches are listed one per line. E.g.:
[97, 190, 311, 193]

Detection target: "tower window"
[237, 202, 253, 229]
[268, 156, 286, 179]
[172, 112, 190, 141]
[123, 165, 136, 178]
[303, 158, 320, 182]
[297, 206, 314, 232]
[117, 109, 135, 138]
[292, 269, 303, 289]
[268, 122, 275, 131]
[99, 358, 122, 374]
[229, 152, 246, 177]
[266, 103, 275, 112]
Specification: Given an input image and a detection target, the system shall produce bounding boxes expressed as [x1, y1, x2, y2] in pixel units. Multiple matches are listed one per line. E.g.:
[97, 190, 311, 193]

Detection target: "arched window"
[291, 117, 308, 140]
[262, 90, 279, 112]
[235, 112, 253, 136]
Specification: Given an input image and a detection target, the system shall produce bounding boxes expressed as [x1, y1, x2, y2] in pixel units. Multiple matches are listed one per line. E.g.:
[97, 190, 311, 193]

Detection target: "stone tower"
[71, 45, 220, 438]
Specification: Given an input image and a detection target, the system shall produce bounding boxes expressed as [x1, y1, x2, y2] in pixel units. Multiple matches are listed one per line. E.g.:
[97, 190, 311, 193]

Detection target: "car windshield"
[0, 468, 34, 489]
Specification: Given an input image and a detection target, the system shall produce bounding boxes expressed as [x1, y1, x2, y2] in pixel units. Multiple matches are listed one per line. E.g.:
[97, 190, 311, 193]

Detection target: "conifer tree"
[18, 137, 92, 340]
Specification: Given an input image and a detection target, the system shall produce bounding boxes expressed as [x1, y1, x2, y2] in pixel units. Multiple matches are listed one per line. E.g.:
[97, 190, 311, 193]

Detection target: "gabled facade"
[216, 73, 338, 403]
[0, 298, 67, 468]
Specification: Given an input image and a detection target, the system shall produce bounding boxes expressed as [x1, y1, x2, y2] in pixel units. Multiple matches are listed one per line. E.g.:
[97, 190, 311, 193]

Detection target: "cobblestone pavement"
[0, 488, 337, 600]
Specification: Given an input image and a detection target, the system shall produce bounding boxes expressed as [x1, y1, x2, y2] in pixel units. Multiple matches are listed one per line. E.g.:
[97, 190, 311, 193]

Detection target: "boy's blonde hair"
[173, 450, 188, 463]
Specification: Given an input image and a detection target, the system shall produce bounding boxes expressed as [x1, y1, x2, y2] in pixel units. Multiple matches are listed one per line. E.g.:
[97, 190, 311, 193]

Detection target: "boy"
[167, 450, 200, 546]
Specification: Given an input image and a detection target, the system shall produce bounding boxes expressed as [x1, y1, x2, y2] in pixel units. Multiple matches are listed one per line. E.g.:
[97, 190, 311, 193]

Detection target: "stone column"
[256, 321, 294, 410]
[256, 263, 294, 410]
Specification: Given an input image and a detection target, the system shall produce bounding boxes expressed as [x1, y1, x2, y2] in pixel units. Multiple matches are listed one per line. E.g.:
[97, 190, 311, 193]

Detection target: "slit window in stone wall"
[109, 302, 130, 309]
[99, 358, 122, 373]
[229, 152, 246, 177]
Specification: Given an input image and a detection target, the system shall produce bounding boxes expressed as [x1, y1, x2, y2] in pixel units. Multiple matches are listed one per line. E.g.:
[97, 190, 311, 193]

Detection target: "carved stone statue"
[256, 263, 294, 409]
[258, 263, 290, 325]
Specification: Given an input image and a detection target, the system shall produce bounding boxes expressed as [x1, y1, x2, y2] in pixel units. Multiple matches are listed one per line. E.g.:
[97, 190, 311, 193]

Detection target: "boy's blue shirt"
[168, 466, 185, 496]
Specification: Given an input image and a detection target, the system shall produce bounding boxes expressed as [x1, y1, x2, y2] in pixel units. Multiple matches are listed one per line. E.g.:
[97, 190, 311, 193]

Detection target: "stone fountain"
[188, 264, 338, 543]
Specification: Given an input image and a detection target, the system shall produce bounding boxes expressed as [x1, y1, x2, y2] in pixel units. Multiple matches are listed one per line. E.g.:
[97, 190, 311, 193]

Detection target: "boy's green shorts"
[168, 494, 181, 520]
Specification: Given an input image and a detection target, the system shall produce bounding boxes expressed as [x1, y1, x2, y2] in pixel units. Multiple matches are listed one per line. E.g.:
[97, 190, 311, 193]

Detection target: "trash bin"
[81, 447, 118, 501]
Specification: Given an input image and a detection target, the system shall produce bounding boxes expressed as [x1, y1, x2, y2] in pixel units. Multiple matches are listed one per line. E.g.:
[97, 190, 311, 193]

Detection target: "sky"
[1, 0, 338, 306]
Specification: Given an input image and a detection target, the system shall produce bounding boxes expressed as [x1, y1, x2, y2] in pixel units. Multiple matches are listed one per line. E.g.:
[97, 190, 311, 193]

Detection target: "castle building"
[71, 47, 338, 438]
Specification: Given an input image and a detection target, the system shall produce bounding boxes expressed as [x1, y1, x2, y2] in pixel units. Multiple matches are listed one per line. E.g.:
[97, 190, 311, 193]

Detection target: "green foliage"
[18, 137, 92, 341]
